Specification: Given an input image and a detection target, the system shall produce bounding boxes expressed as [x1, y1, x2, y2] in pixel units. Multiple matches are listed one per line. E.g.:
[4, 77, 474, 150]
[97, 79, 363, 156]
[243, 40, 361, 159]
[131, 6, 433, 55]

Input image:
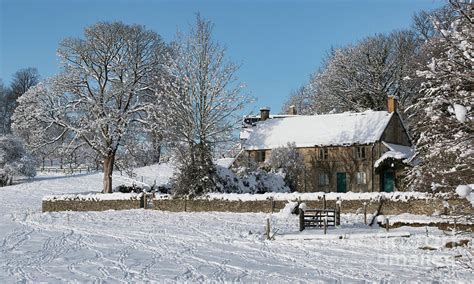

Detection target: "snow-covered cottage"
[238, 97, 415, 193]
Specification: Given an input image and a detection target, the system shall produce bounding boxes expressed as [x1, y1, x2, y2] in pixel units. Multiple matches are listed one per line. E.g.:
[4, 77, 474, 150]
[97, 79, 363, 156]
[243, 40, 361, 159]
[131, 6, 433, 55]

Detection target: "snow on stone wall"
[166, 191, 451, 202]
[43, 192, 143, 202]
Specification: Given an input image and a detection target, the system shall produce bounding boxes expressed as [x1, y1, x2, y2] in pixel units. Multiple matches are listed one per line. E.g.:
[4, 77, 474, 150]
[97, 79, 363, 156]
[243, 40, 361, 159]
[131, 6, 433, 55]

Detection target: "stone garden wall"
[42, 191, 472, 217]
[153, 197, 472, 216]
[42, 199, 143, 212]
[42, 193, 144, 212]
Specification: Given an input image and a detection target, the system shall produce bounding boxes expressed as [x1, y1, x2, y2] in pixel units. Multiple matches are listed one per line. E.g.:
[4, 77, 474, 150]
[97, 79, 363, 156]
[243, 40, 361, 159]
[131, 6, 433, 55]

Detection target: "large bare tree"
[10, 68, 40, 100]
[159, 15, 249, 196]
[12, 22, 168, 193]
[0, 68, 39, 135]
[0, 80, 9, 135]
[309, 31, 421, 114]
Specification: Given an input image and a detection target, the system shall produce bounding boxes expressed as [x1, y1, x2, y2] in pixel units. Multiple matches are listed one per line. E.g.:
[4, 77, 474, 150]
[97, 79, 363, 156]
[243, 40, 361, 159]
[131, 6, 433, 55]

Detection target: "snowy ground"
[0, 171, 473, 282]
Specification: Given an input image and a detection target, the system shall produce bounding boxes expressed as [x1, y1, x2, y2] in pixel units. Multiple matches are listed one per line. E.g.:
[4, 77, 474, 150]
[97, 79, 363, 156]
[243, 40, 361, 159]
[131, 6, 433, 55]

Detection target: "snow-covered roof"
[374, 142, 416, 168]
[243, 114, 297, 120]
[240, 128, 252, 140]
[242, 111, 393, 150]
[214, 158, 235, 169]
[383, 142, 415, 159]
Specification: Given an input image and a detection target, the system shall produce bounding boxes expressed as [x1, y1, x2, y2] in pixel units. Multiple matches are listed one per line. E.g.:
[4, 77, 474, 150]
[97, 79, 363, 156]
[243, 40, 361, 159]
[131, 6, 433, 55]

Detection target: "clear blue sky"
[1, 0, 444, 114]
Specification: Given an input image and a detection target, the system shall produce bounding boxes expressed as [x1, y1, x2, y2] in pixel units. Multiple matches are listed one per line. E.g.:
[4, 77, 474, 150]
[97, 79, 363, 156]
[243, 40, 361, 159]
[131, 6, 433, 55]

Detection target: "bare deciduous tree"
[0, 68, 39, 135]
[0, 80, 10, 135]
[10, 68, 40, 100]
[310, 31, 421, 114]
[281, 85, 316, 115]
[412, 4, 457, 41]
[12, 22, 168, 193]
[267, 142, 304, 192]
[159, 15, 250, 196]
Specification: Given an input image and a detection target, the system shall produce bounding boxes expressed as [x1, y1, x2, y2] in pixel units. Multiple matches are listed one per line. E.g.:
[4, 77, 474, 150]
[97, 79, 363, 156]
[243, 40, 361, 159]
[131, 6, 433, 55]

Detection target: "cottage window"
[319, 148, 329, 160]
[356, 146, 366, 159]
[356, 172, 367, 185]
[256, 150, 266, 163]
[319, 173, 329, 185]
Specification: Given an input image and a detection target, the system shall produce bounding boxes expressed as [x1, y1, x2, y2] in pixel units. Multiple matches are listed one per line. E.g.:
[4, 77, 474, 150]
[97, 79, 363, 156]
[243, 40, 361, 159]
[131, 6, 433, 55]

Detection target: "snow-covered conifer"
[407, 0, 473, 192]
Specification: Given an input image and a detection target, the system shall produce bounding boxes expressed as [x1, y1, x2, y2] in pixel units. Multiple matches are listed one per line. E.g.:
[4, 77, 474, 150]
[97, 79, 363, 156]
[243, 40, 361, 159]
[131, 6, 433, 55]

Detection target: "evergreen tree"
[407, 0, 473, 191]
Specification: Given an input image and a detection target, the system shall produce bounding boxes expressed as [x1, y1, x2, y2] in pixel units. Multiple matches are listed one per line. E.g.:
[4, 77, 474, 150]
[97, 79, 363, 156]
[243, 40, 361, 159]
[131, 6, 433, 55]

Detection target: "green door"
[337, 173, 346, 193]
[383, 172, 394, 192]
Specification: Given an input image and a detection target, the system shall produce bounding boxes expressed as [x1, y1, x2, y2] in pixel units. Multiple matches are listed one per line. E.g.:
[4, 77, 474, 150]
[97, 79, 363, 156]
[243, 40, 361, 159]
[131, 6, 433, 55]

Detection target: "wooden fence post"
[299, 209, 305, 231]
[297, 197, 301, 214]
[266, 218, 271, 240]
[385, 217, 389, 232]
[363, 202, 367, 225]
[271, 198, 275, 214]
[323, 218, 327, 235]
[323, 194, 326, 210]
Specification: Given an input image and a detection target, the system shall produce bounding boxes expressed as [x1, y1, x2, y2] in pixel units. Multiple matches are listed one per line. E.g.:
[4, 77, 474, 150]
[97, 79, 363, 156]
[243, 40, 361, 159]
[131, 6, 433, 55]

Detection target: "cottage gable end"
[379, 113, 411, 146]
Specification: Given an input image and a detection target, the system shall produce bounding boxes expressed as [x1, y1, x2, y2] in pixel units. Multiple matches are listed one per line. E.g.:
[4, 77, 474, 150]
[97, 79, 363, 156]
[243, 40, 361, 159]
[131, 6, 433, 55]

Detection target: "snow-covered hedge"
[43, 192, 143, 202]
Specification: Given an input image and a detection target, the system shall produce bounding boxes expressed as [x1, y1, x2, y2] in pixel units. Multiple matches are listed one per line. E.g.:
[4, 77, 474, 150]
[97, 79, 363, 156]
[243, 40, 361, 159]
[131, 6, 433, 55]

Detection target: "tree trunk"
[153, 143, 161, 164]
[102, 153, 116, 193]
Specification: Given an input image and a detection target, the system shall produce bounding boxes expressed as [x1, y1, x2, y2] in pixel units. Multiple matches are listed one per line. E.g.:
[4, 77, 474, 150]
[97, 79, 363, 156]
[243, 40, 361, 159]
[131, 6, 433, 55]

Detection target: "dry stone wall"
[42, 193, 472, 216]
[153, 197, 472, 216]
[42, 199, 143, 212]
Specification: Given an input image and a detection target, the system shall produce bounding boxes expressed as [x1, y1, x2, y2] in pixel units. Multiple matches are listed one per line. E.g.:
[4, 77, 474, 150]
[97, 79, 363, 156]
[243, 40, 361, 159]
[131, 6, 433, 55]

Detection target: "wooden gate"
[299, 209, 340, 231]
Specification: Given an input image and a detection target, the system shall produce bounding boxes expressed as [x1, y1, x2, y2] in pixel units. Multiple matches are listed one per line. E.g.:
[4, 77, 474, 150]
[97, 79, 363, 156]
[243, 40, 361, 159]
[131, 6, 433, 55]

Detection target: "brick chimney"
[260, 107, 270, 121]
[288, 105, 297, 115]
[387, 96, 398, 113]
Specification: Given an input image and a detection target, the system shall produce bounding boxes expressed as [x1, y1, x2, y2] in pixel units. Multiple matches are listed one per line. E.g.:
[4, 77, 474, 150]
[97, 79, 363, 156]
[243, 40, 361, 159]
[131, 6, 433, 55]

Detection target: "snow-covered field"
[1, 171, 473, 282]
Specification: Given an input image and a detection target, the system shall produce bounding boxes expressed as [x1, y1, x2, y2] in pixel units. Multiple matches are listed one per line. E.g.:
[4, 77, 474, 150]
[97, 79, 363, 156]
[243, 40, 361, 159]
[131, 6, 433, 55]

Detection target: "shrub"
[267, 142, 304, 192]
[0, 135, 36, 186]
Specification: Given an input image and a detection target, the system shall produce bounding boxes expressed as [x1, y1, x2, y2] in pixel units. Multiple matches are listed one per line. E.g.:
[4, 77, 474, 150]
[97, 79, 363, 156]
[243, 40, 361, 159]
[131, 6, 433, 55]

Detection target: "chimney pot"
[260, 107, 270, 121]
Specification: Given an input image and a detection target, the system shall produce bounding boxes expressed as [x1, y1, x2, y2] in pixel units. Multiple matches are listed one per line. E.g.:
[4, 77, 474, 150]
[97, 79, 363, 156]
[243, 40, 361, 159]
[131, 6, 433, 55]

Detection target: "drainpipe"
[371, 144, 376, 192]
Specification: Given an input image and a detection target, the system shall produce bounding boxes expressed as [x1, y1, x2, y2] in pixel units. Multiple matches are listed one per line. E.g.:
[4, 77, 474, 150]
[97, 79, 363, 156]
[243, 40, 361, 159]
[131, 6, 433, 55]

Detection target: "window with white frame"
[319, 148, 329, 160]
[319, 173, 329, 185]
[356, 172, 367, 185]
[356, 146, 366, 159]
